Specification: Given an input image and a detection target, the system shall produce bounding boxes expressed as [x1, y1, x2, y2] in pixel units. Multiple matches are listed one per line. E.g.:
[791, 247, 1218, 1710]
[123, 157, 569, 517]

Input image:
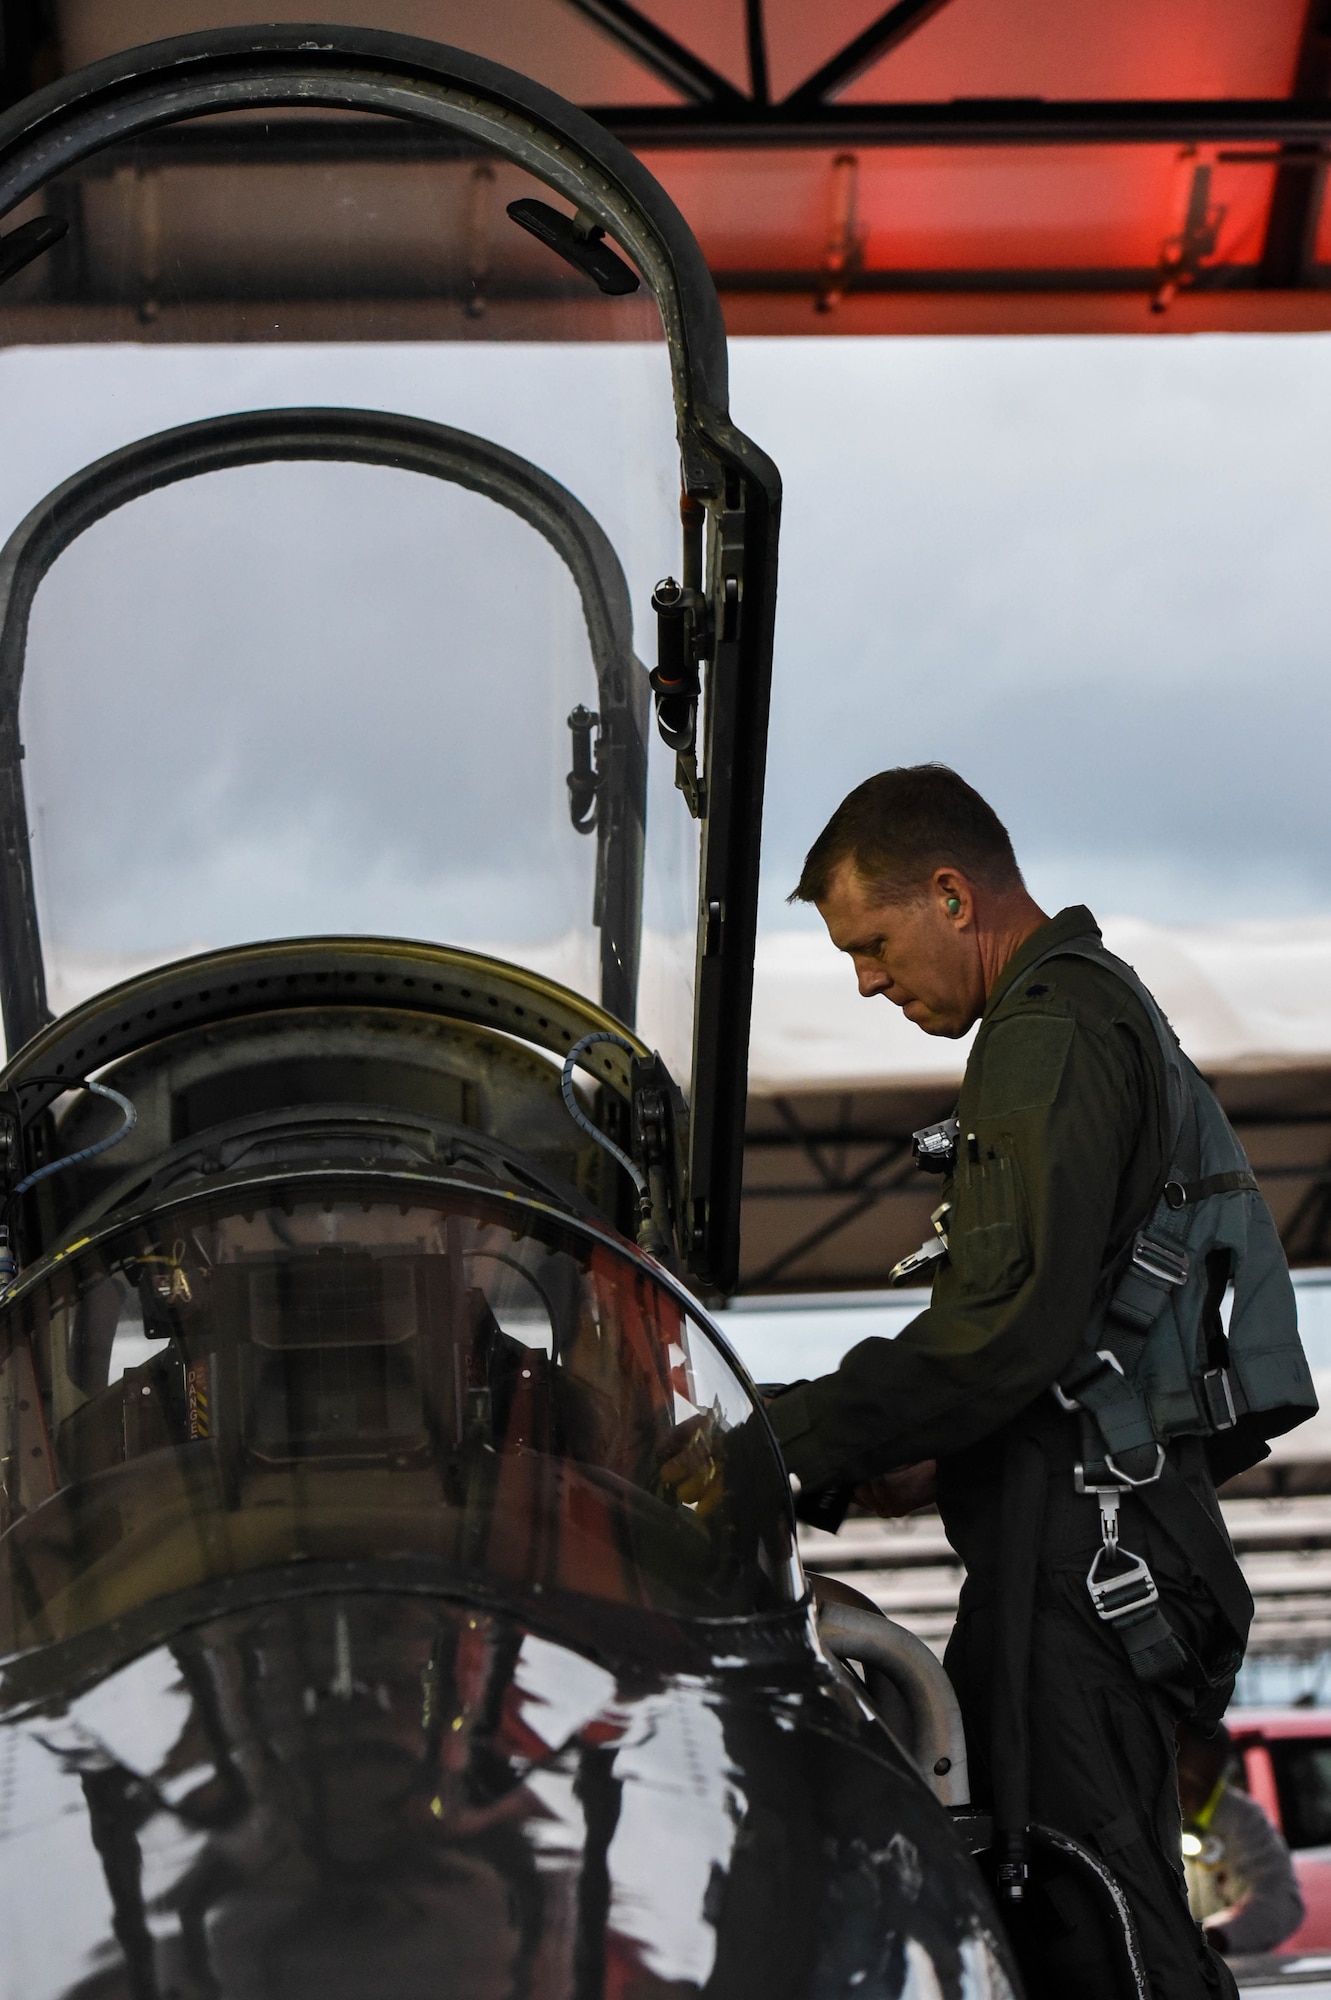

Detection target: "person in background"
[1177, 1719, 1304, 1957]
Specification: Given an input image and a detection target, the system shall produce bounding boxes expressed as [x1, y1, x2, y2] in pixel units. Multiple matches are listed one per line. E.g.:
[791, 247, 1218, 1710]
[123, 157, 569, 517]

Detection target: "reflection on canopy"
[0, 1176, 796, 1653]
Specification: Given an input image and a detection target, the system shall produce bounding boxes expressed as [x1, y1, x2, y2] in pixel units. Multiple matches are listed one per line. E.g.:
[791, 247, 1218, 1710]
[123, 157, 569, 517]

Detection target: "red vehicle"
[1229, 1711, 1331, 1954]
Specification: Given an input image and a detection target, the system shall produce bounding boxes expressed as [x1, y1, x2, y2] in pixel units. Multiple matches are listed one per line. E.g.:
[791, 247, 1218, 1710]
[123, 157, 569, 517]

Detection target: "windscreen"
[24, 458, 610, 986]
[0, 1178, 797, 1652]
[6, 130, 698, 1078]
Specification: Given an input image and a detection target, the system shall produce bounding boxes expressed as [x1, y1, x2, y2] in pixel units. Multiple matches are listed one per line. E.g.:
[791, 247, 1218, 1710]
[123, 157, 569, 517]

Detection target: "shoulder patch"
[977, 1013, 1076, 1115]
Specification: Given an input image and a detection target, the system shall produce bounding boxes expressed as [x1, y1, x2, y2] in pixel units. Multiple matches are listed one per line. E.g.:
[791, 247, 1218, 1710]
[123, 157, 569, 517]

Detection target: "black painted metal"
[0, 1586, 1020, 1999]
[0, 407, 648, 1047]
[560, 0, 744, 107]
[745, 0, 771, 108]
[0, 27, 730, 422]
[587, 97, 1331, 149]
[0, 938, 646, 1134]
[39, 96, 1331, 159]
[1259, 0, 1331, 287]
[0, 0, 54, 111]
[0, 25, 783, 1289]
[780, 0, 959, 111]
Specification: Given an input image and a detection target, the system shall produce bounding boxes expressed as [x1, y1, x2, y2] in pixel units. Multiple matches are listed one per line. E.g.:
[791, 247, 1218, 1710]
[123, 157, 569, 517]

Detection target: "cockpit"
[0, 1171, 797, 1654]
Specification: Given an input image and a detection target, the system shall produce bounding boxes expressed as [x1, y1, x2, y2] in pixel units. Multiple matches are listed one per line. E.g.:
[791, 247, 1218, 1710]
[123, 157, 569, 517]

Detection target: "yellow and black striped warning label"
[186, 1359, 212, 1440]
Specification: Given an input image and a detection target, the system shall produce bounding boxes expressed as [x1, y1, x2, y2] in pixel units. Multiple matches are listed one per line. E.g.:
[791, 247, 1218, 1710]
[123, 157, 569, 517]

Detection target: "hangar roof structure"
[2, 0, 1331, 338]
[2, 1, 1330, 1290]
[741, 922, 1331, 1293]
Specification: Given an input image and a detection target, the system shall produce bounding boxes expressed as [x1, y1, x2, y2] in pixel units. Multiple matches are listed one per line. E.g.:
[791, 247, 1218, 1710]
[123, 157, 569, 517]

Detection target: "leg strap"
[1076, 1442, 1251, 1692]
[1080, 1481, 1194, 1685]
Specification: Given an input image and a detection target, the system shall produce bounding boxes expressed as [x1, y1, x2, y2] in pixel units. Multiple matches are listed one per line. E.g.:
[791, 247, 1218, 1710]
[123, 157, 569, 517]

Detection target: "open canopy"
[1, 2, 1329, 338]
[0, 24, 783, 1290]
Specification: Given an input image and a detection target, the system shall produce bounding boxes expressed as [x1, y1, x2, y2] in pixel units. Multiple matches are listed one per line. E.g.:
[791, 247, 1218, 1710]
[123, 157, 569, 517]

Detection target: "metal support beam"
[0, 0, 55, 111]
[744, 1163, 917, 1288]
[745, 0, 770, 108]
[745, 1099, 919, 1288]
[51, 103, 1331, 168]
[1260, 0, 1331, 286]
[558, 0, 744, 107]
[596, 98, 1331, 150]
[783, 0, 958, 110]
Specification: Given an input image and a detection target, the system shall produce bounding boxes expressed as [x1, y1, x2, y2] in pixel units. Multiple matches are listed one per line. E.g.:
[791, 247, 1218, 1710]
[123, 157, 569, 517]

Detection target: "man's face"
[816, 859, 983, 1038]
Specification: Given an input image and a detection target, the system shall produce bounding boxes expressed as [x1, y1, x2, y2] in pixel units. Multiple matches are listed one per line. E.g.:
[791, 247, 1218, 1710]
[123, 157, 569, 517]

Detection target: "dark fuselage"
[0, 1573, 1012, 2000]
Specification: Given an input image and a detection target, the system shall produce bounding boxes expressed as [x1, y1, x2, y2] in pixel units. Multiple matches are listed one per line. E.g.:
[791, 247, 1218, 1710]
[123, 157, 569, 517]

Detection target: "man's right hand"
[854, 1460, 937, 1517]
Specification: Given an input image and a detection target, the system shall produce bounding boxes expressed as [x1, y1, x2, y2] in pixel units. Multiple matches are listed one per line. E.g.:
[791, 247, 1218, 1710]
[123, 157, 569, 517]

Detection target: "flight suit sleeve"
[768, 994, 1154, 1491]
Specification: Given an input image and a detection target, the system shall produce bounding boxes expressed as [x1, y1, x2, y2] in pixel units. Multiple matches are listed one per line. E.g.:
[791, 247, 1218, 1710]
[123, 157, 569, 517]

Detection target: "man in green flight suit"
[766, 764, 1244, 2000]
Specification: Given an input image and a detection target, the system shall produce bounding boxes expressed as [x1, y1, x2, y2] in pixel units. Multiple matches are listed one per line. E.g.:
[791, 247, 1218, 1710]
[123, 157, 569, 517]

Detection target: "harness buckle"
[1051, 1347, 1127, 1414]
[1074, 1443, 1165, 1494]
[1078, 1462, 1165, 1629]
[1130, 1233, 1189, 1288]
[1086, 1544, 1161, 1624]
[1200, 1366, 1238, 1432]
[1103, 1443, 1166, 1487]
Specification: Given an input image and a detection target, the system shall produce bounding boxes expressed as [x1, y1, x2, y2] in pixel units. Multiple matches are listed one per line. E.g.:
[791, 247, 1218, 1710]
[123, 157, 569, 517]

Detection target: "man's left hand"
[658, 1412, 726, 1518]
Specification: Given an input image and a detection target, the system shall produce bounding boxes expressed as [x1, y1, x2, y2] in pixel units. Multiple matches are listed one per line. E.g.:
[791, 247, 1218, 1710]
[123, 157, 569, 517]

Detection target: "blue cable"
[13, 1079, 138, 1196]
[560, 1031, 648, 1203]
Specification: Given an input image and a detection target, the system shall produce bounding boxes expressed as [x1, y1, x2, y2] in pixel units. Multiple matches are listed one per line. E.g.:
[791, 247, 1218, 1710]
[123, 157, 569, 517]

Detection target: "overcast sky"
[0, 330, 1327, 996]
[735, 334, 1331, 931]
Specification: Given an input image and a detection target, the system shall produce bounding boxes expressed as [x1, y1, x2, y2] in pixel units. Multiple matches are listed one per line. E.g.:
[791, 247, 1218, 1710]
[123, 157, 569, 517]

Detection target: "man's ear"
[932, 868, 973, 926]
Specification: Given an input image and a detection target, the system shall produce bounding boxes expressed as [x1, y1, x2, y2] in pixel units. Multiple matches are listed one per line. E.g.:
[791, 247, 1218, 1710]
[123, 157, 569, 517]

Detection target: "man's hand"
[658, 1412, 726, 1519]
[854, 1459, 937, 1517]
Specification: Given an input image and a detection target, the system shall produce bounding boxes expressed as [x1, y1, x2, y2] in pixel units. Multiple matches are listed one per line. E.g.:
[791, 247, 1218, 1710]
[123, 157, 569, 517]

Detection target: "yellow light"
[1181, 1832, 1204, 1858]
[430, 1796, 444, 1819]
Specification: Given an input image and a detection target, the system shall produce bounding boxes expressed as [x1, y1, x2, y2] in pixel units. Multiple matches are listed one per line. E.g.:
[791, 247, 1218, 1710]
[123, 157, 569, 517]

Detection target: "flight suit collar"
[982, 904, 1102, 1021]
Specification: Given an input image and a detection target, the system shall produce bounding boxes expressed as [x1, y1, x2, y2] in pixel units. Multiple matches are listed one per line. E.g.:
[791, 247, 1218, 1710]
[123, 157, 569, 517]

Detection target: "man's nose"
[854, 957, 888, 998]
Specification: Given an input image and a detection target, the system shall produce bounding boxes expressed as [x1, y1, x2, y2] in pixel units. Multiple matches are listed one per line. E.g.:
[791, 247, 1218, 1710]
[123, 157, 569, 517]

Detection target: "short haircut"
[790, 765, 1023, 905]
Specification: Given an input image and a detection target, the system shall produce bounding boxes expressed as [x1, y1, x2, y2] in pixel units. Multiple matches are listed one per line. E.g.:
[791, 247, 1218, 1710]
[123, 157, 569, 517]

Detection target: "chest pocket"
[951, 1144, 1032, 1303]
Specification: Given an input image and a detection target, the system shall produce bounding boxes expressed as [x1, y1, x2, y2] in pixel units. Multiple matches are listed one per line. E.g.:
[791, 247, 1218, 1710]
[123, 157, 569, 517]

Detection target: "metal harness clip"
[1200, 1366, 1238, 1431]
[1079, 1480, 1162, 1626]
[1129, 1233, 1189, 1288]
[1087, 1544, 1161, 1624]
[888, 1202, 951, 1287]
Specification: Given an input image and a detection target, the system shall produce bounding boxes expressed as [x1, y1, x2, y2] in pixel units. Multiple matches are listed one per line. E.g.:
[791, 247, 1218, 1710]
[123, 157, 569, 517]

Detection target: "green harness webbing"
[1015, 938, 1254, 1689]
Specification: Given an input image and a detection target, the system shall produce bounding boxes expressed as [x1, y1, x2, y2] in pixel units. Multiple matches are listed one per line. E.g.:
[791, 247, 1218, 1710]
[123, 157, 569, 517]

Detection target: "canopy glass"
[9, 131, 694, 1071]
[16, 371, 695, 1078]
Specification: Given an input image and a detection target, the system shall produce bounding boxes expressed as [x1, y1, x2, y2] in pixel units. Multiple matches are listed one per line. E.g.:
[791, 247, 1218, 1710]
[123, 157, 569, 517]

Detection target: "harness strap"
[1029, 939, 1255, 1470]
[1105, 1082, 1200, 1335]
[1066, 1363, 1161, 1476]
[1080, 1476, 1190, 1682]
[1019, 935, 1202, 1350]
[1136, 1464, 1254, 1650]
[1075, 1421, 1251, 1692]
[1164, 1169, 1258, 1209]
[1104, 1596, 1193, 1685]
